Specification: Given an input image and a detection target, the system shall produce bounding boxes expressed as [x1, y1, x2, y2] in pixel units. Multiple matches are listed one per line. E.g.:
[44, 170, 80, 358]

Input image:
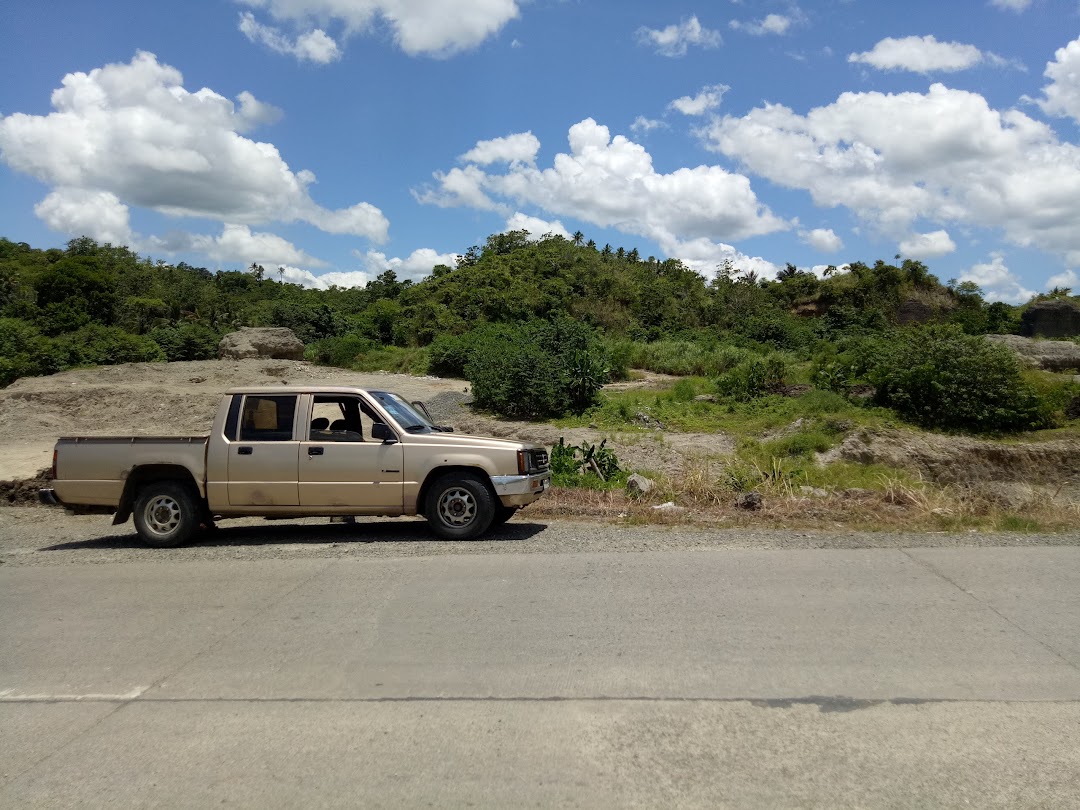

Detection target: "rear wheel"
[425, 473, 495, 540]
[133, 481, 202, 548]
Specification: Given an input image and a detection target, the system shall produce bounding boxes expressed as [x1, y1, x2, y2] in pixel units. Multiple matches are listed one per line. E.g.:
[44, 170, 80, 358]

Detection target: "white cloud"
[669, 84, 730, 116]
[636, 16, 722, 57]
[959, 254, 1035, 303]
[801, 227, 844, 252]
[662, 236, 778, 281]
[704, 83, 1080, 265]
[238, 0, 520, 59]
[504, 212, 571, 239]
[146, 224, 325, 268]
[238, 12, 341, 63]
[730, 14, 794, 36]
[630, 116, 667, 134]
[1038, 36, 1080, 123]
[848, 35, 990, 74]
[283, 266, 375, 289]
[460, 132, 540, 165]
[990, 0, 1033, 10]
[0, 52, 389, 247]
[357, 247, 459, 280]
[899, 230, 957, 258]
[420, 118, 788, 250]
[34, 188, 133, 245]
[1046, 269, 1079, 290]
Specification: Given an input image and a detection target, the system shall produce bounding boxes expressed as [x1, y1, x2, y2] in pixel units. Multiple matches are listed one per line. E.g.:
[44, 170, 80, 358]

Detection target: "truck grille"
[532, 449, 549, 471]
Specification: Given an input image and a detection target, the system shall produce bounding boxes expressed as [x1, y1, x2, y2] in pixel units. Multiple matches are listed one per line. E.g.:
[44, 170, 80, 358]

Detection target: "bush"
[715, 354, 788, 401]
[866, 325, 1051, 433]
[55, 324, 165, 367]
[307, 334, 379, 368]
[465, 317, 610, 418]
[149, 323, 221, 361]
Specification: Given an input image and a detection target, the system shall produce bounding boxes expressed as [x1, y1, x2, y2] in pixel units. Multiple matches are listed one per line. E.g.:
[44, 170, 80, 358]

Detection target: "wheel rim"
[437, 486, 476, 527]
[143, 495, 182, 536]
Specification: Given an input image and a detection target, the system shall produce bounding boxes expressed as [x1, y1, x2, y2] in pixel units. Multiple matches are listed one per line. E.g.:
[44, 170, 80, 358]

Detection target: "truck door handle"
[237, 446, 253, 455]
[308, 446, 324, 456]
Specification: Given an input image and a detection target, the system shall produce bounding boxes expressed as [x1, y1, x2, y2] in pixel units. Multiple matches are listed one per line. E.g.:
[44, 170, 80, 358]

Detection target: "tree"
[249, 262, 265, 281]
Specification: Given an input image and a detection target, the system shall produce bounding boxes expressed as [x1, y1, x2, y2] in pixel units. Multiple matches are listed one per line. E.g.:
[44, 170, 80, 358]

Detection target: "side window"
[239, 395, 297, 442]
[307, 396, 384, 442]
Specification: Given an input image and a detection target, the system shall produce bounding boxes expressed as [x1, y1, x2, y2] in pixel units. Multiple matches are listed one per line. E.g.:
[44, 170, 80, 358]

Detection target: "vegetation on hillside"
[2, 232, 1078, 438]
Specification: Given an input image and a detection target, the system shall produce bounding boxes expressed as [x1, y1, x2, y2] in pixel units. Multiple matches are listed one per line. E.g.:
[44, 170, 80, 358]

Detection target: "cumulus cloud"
[239, 12, 341, 63]
[669, 84, 730, 116]
[238, 0, 520, 59]
[899, 230, 957, 258]
[800, 228, 844, 252]
[504, 212, 571, 239]
[636, 16, 722, 57]
[0, 52, 389, 250]
[959, 254, 1036, 303]
[730, 14, 794, 36]
[1046, 269, 1079, 290]
[146, 224, 325, 268]
[357, 247, 459, 280]
[460, 132, 540, 165]
[34, 188, 133, 245]
[419, 118, 787, 251]
[630, 116, 667, 134]
[1037, 36, 1080, 123]
[662, 236, 779, 281]
[704, 83, 1080, 265]
[848, 35, 996, 74]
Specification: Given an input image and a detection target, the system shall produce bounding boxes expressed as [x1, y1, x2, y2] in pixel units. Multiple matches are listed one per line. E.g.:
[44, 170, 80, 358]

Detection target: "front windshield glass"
[370, 391, 433, 432]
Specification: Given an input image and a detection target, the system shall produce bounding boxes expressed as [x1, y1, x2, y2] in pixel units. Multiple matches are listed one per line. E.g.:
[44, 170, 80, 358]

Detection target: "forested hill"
[0, 231, 1071, 388]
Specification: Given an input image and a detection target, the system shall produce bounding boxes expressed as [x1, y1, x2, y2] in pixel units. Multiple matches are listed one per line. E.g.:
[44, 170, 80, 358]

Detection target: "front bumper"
[490, 472, 551, 506]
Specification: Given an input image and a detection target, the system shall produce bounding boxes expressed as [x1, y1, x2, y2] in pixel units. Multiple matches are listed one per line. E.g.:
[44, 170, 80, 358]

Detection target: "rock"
[694, 394, 718, 403]
[841, 488, 874, 500]
[218, 327, 305, 361]
[780, 384, 812, 397]
[846, 384, 875, 400]
[896, 297, 935, 325]
[626, 473, 657, 497]
[635, 412, 665, 430]
[735, 491, 763, 510]
[1020, 299, 1080, 338]
[651, 501, 688, 514]
[985, 334, 1080, 372]
[798, 485, 829, 498]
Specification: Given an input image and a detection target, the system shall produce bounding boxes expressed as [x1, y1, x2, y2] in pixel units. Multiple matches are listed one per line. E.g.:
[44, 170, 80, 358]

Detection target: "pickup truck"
[39, 386, 551, 547]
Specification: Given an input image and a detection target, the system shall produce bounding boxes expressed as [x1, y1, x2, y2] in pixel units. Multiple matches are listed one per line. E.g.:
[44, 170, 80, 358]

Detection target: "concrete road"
[2, 546, 1079, 807]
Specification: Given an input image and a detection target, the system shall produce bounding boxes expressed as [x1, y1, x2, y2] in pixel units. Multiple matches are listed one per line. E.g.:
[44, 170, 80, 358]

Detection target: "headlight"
[517, 449, 549, 474]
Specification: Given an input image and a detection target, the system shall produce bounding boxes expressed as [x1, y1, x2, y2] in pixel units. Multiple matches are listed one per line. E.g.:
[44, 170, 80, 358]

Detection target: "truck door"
[227, 394, 301, 507]
[298, 394, 404, 509]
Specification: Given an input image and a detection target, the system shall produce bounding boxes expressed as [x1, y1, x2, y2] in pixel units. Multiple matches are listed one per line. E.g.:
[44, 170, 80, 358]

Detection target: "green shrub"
[866, 325, 1051, 433]
[55, 324, 165, 367]
[715, 354, 788, 401]
[465, 317, 610, 418]
[148, 323, 221, 361]
[307, 334, 379, 368]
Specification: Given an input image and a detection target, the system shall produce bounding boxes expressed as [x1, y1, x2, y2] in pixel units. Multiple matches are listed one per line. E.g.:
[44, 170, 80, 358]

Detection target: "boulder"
[218, 327, 305, 361]
[735, 491, 763, 510]
[626, 473, 657, 497]
[985, 334, 1080, 372]
[1020, 299, 1080, 338]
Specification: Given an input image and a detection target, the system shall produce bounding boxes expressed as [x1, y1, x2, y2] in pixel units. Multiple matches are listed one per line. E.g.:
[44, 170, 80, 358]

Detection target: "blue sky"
[2, 0, 1080, 302]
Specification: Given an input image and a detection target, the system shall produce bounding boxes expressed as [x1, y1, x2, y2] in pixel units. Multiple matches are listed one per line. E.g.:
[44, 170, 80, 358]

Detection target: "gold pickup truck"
[39, 386, 551, 547]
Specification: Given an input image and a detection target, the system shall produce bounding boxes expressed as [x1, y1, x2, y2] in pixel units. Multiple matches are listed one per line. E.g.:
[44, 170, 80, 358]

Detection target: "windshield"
[370, 391, 434, 432]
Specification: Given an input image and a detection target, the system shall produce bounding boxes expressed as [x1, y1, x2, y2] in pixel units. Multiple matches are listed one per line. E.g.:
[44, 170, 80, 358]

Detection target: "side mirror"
[371, 422, 397, 444]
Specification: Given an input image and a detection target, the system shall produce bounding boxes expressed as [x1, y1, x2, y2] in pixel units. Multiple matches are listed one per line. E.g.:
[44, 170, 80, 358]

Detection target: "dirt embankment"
[3, 359, 1079, 500]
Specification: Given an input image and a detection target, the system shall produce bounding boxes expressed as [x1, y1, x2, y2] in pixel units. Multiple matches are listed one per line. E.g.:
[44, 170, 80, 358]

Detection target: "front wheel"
[425, 473, 495, 540]
[133, 481, 202, 548]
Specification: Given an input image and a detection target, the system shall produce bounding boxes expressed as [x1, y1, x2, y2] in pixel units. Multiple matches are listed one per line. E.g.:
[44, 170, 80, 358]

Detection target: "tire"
[425, 473, 496, 540]
[132, 481, 202, 548]
[490, 505, 519, 527]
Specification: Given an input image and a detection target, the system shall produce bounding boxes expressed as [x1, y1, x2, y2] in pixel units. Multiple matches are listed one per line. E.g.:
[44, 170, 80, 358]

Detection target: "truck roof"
[223, 385, 379, 395]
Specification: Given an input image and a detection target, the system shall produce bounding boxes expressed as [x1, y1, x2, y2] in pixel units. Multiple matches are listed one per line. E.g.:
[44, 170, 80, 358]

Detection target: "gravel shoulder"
[3, 506, 1079, 568]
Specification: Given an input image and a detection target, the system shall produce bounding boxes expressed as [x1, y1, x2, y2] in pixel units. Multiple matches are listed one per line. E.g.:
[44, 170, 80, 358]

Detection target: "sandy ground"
[0, 359, 734, 482]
